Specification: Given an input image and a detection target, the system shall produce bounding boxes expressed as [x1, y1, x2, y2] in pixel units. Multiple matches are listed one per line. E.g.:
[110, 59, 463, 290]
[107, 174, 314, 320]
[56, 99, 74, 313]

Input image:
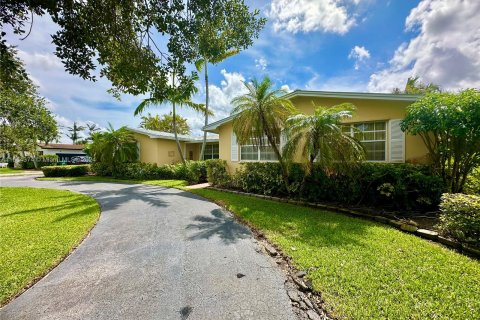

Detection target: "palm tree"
[135, 72, 209, 164]
[66, 122, 86, 144]
[283, 103, 365, 192]
[196, 49, 237, 160]
[88, 123, 138, 176]
[231, 76, 296, 186]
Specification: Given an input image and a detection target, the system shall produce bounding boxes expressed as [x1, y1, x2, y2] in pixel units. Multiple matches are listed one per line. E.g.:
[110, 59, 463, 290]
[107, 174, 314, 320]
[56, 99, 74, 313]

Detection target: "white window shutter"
[389, 119, 405, 162]
[231, 131, 238, 161]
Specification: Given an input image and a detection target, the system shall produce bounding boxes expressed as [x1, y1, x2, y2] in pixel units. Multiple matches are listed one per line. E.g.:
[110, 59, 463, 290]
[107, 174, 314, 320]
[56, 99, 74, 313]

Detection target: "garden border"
[208, 187, 480, 259]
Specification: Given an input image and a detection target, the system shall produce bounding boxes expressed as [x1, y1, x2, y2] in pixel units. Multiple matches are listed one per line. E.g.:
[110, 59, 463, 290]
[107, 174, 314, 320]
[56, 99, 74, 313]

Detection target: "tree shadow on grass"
[229, 200, 377, 249]
[186, 208, 251, 245]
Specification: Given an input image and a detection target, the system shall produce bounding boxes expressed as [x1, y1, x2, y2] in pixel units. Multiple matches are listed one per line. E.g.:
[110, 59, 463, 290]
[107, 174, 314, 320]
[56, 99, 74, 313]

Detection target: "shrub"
[228, 162, 443, 211]
[233, 162, 287, 195]
[180, 161, 207, 184]
[465, 167, 480, 195]
[206, 159, 231, 187]
[90, 162, 112, 176]
[437, 193, 480, 246]
[90, 161, 207, 184]
[42, 165, 90, 177]
[20, 155, 59, 169]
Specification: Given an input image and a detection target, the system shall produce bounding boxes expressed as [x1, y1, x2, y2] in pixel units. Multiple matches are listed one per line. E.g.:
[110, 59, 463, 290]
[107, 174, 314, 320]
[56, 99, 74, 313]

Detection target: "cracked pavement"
[0, 176, 296, 320]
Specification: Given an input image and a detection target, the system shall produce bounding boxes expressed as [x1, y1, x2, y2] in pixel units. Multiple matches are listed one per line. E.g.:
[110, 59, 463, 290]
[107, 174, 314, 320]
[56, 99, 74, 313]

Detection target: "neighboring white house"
[37, 143, 90, 163]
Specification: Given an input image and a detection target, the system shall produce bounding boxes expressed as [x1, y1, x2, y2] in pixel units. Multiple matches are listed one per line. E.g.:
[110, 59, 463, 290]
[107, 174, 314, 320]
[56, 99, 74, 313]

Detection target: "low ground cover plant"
[437, 193, 480, 246]
[42, 165, 90, 177]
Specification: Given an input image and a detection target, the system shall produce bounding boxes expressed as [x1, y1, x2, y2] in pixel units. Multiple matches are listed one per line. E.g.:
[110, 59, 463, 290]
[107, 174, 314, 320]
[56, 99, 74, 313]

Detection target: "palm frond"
[135, 98, 163, 116]
[195, 58, 206, 72]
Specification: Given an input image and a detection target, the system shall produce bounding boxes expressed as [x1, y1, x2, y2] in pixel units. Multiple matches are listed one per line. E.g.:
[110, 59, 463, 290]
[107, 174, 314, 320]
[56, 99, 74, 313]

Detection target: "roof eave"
[283, 90, 421, 102]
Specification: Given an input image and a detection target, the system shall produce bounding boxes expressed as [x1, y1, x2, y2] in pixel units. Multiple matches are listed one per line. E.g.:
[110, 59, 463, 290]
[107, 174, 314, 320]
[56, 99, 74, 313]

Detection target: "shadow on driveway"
[186, 208, 251, 245]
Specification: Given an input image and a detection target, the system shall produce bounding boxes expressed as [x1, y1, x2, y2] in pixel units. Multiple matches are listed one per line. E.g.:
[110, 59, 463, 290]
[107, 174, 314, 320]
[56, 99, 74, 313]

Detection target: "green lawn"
[0, 187, 100, 306]
[37, 176, 188, 188]
[0, 168, 25, 174]
[191, 189, 480, 320]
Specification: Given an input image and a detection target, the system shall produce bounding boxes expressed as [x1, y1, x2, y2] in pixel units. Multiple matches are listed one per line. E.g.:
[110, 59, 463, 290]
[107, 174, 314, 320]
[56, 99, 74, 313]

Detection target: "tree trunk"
[173, 100, 186, 164]
[171, 71, 186, 164]
[199, 61, 209, 161]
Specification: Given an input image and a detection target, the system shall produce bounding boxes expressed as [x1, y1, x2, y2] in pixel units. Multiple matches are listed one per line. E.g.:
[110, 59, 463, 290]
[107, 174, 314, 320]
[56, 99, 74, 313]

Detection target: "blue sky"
[5, 0, 480, 141]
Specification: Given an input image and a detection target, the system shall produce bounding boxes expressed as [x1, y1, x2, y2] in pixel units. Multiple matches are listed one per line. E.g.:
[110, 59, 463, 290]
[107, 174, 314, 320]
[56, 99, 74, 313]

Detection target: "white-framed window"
[342, 121, 387, 161]
[203, 144, 219, 160]
[240, 136, 278, 161]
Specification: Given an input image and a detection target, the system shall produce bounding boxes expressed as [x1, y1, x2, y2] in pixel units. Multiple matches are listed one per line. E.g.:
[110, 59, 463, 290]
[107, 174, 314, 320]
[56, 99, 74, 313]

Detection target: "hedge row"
[42, 165, 90, 177]
[20, 155, 59, 169]
[205, 160, 444, 211]
[90, 161, 207, 184]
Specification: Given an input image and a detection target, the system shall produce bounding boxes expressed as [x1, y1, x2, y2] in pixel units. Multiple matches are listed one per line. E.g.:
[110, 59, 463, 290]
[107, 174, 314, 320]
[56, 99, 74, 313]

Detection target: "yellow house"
[203, 90, 429, 172]
[127, 127, 219, 165]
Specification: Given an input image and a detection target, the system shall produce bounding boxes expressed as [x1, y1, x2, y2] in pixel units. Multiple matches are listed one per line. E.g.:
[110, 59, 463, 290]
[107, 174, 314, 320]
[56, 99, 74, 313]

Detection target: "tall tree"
[2, 1, 265, 103]
[66, 122, 86, 144]
[140, 112, 190, 135]
[135, 70, 209, 164]
[401, 89, 480, 193]
[194, 0, 265, 159]
[231, 77, 296, 188]
[0, 45, 58, 167]
[283, 104, 365, 193]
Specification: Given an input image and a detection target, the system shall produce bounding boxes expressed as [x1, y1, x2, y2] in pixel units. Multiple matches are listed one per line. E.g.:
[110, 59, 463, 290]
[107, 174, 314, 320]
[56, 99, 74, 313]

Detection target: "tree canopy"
[0, 45, 58, 165]
[1, 0, 265, 100]
[401, 89, 480, 193]
[140, 112, 190, 135]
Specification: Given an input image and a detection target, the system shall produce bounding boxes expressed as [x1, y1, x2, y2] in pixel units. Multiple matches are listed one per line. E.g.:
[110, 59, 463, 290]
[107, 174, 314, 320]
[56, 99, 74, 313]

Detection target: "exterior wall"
[217, 96, 429, 172]
[291, 96, 428, 163]
[186, 143, 200, 161]
[218, 122, 242, 172]
[134, 133, 186, 165]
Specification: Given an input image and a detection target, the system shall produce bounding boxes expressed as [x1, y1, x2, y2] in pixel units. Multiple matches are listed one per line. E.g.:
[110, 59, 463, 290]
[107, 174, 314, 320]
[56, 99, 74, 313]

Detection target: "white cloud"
[306, 70, 368, 92]
[206, 69, 248, 121]
[268, 0, 362, 34]
[348, 45, 371, 70]
[281, 84, 292, 92]
[255, 57, 268, 70]
[368, 0, 480, 92]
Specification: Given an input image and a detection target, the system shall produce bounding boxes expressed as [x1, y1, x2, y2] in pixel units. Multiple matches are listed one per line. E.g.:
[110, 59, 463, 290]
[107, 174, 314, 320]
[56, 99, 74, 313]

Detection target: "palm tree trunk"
[173, 100, 186, 164]
[171, 71, 186, 165]
[200, 61, 209, 161]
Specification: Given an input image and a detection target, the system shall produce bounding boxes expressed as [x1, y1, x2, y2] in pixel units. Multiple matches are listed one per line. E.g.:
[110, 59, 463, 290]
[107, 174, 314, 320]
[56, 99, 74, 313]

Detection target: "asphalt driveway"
[0, 176, 296, 320]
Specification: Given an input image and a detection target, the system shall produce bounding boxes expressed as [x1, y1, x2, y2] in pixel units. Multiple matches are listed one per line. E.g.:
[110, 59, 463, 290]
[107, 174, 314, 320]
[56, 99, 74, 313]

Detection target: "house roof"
[127, 127, 218, 143]
[202, 90, 421, 132]
[38, 143, 85, 150]
[283, 90, 421, 101]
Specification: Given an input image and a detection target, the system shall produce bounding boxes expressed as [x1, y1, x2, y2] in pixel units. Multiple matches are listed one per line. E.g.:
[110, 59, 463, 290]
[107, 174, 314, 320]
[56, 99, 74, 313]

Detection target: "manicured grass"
[0, 168, 25, 174]
[38, 176, 188, 188]
[191, 189, 480, 320]
[0, 187, 100, 306]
